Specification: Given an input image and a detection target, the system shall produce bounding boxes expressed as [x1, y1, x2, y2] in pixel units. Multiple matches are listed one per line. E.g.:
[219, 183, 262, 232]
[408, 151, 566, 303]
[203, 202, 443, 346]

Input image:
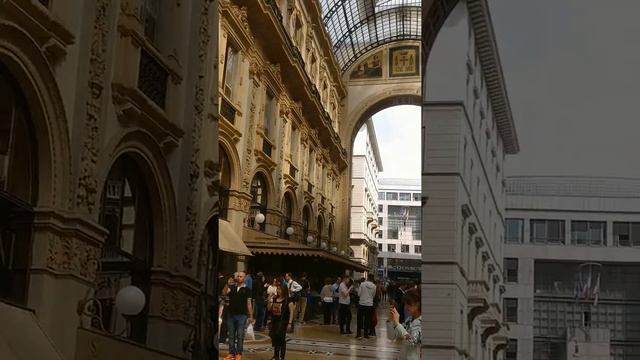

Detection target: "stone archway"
[0, 22, 72, 210]
[97, 129, 178, 270]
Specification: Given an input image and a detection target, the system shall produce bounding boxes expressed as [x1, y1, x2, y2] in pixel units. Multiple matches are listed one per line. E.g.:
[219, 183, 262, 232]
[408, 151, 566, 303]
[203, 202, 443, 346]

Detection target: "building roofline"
[467, 0, 519, 154]
[366, 118, 384, 171]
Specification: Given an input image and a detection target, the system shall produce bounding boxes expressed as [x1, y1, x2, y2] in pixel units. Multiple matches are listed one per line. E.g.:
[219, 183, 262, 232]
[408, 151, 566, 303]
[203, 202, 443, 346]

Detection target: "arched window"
[281, 193, 293, 240]
[302, 205, 311, 244]
[248, 173, 268, 231]
[317, 215, 324, 248]
[219, 145, 231, 220]
[0, 64, 37, 305]
[97, 155, 154, 343]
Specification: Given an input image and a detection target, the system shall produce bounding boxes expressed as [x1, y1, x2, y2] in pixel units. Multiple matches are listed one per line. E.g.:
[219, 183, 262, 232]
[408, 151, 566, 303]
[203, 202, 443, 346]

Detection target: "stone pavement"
[218, 306, 402, 359]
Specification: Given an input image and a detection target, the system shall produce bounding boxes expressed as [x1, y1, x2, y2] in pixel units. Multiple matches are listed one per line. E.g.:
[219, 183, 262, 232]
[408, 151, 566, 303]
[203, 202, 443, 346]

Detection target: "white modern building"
[376, 178, 422, 283]
[349, 119, 383, 277]
[421, 0, 520, 358]
[503, 176, 640, 360]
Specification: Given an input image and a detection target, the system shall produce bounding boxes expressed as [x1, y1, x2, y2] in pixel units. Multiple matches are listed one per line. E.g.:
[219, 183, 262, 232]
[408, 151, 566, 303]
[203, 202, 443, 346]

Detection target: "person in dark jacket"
[253, 272, 267, 331]
[268, 285, 290, 360]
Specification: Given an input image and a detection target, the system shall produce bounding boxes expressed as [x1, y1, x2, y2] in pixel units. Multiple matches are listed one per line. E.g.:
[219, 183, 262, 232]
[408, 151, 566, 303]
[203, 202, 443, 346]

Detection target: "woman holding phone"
[386, 288, 422, 360]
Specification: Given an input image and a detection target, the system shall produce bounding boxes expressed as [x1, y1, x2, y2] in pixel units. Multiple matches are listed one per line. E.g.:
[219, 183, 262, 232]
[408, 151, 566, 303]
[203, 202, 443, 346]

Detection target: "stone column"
[28, 209, 107, 360]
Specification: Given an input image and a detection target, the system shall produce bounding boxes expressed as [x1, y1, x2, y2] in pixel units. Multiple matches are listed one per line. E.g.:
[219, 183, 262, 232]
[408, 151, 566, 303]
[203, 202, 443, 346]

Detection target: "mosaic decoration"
[389, 45, 420, 77]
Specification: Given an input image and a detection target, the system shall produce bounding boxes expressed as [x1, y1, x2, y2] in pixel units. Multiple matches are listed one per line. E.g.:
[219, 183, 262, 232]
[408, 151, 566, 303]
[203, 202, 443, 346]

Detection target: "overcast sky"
[489, 0, 640, 178]
[371, 105, 421, 179]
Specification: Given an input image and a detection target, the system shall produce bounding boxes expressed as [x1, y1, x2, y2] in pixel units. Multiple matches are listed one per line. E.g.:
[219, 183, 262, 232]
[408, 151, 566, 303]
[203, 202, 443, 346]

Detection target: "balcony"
[467, 280, 490, 327]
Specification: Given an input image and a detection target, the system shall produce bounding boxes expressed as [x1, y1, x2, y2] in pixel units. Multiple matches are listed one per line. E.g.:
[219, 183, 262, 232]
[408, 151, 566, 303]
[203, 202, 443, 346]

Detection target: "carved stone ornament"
[249, 59, 263, 81]
[229, 4, 249, 31]
[76, 0, 111, 213]
[182, 0, 211, 270]
[46, 235, 99, 282]
[157, 288, 196, 325]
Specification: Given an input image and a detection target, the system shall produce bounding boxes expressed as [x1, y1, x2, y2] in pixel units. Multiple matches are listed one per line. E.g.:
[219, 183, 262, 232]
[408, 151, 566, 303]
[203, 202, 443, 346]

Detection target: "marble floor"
[218, 306, 401, 359]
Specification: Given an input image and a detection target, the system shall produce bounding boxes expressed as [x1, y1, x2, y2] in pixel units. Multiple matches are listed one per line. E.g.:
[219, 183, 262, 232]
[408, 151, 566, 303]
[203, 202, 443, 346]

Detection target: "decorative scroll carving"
[76, 0, 111, 213]
[182, 0, 211, 269]
[240, 89, 258, 192]
[228, 4, 249, 31]
[46, 235, 99, 282]
[158, 288, 196, 324]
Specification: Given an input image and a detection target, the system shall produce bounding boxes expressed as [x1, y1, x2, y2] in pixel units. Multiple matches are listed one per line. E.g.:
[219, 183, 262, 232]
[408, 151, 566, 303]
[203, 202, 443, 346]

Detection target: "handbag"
[245, 323, 255, 341]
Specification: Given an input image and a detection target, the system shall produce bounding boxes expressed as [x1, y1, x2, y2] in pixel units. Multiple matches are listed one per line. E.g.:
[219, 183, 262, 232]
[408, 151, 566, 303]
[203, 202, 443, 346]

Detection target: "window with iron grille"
[504, 298, 518, 323]
[506, 339, 517, 360]
[505, 258, 518, 283]
[137, 49, 168, 109]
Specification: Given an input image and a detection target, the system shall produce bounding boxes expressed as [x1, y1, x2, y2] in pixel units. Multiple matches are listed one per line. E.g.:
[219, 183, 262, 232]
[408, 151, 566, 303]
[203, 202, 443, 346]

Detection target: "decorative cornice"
[467, 0, 519, 154]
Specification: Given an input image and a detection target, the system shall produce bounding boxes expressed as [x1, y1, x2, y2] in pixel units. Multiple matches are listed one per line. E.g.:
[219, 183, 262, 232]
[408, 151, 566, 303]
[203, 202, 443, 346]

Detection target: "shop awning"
[219, 219, 252, 256]
[0, 301, 64, 360]
[245, 237, 369, 272]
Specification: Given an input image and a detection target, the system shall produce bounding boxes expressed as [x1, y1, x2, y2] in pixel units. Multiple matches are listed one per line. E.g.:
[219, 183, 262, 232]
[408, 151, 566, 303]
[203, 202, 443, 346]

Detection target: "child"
[268, 284, 290, 360]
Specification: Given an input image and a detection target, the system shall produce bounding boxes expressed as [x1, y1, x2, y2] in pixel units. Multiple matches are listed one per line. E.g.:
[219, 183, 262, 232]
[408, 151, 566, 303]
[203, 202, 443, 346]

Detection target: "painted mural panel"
[350, 51, 383, 79]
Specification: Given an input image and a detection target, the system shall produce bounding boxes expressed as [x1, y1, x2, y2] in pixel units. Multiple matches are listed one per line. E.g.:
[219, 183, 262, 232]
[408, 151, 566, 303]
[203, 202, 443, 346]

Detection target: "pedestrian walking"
[268, 284, 290, 360]
[338, 276, 354, 334]
[296, 273, 310, 325]
[284, 273, 302, 332]
[331, 276, 342, 324]
[320, 278, 334, 325]
[253, 272, 267, 331]
[222, 272, 254, 360]
[356, 274, 377, 339]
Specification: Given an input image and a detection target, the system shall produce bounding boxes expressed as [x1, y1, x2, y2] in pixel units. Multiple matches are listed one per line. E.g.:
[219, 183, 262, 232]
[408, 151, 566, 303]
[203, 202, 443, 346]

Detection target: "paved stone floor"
[218, 306, 401, 359]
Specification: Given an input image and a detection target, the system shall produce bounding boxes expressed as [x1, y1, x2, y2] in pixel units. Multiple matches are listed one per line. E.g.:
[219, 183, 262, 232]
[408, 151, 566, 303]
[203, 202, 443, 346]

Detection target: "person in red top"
[222, 271, 254, 360]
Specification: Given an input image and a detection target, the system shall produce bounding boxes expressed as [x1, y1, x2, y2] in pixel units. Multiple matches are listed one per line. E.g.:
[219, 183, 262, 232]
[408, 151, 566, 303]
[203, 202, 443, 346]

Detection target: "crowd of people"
[218, 270, 422, 360]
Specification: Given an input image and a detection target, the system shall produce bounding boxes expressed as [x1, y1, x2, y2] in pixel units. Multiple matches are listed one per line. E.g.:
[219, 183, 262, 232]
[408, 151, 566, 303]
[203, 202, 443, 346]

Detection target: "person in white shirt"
[356, 274, 377, 339]
[338, 276, 354, 334]
[320, 278, 334, 325]
[284, 273, 302, 332]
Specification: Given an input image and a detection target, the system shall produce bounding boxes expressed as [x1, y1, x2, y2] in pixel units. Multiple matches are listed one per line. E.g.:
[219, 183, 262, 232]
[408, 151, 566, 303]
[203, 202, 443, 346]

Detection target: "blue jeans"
[227, 314, 247, 354]
[255, 299, 266, 330]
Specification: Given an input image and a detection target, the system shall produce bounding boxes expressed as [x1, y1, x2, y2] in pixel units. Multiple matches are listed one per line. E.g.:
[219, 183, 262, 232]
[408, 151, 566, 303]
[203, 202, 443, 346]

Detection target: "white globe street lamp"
[115, 285, 146, 316]
[255, 212, 266, 224]
[340, 250, 345, 256]
[331, 246, 337, 253]
[307, 235, 314, 244]
[321, 242, 327, 249]
[286, 226, 294, 236]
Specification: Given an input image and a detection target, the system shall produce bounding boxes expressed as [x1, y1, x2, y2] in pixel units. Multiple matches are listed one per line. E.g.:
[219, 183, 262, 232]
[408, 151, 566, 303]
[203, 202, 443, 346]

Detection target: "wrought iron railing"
[138, 49, 168, 109]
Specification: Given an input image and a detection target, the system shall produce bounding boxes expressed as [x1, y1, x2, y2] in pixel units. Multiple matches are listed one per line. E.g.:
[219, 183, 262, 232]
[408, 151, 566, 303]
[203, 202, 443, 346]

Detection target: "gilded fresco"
[389, 46, 420, 77]
[350, 50, 383, 79]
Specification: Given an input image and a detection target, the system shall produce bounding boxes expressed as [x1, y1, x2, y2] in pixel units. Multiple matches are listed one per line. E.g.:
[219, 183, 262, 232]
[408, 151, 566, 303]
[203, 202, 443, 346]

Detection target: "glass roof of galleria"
[320, 0, 421, 73]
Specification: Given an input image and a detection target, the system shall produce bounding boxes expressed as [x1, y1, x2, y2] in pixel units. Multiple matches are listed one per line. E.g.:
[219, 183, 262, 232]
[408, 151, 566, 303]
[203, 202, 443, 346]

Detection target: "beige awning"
[0, 301, 64, 360]
[219, 219, 253, 256]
